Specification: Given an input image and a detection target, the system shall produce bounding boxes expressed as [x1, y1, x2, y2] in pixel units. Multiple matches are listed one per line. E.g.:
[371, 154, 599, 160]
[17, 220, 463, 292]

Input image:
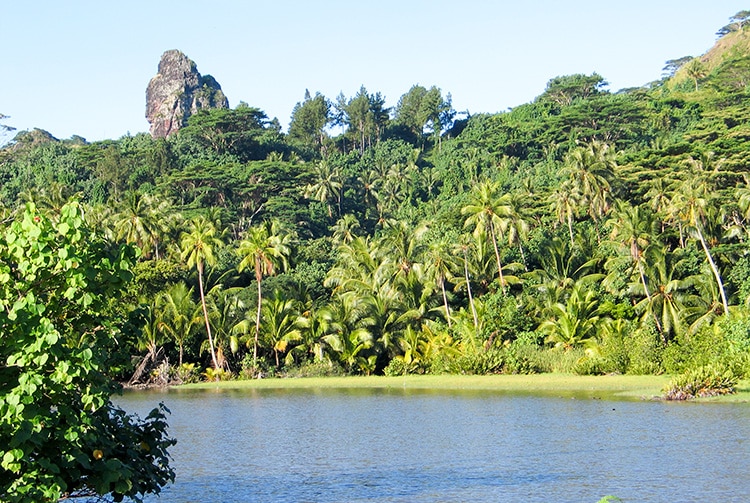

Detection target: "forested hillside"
[3, 12, 750, 385]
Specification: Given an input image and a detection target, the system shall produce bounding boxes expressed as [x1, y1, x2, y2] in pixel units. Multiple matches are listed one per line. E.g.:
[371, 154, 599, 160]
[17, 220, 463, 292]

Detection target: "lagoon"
[118, 385, 750, 502]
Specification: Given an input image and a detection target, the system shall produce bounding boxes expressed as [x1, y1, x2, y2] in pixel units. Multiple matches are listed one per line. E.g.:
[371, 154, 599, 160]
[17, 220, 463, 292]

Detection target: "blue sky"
[1, 1, 746, 143]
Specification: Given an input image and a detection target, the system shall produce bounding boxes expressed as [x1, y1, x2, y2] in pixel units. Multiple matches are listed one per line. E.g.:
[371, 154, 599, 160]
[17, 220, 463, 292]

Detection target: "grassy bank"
[177, 374, 750, 402]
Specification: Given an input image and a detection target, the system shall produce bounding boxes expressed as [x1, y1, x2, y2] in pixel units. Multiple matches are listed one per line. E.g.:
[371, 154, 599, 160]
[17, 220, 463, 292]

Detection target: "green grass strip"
[175, 374, 750, 402]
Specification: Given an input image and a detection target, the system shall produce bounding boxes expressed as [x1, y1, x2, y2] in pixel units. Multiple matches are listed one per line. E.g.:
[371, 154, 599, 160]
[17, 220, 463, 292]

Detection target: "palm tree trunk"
[463, 248, 479, 330]
[439, 274, 452, 328]
[567, 212, 575, 248]
[198, 262, 220, 370]
[488, 223, 506, 294]
[696, 228, 730, 317]
[518, 242, 528, 271]
[254, 261, 263, 364]
[637, 260, 664, 335]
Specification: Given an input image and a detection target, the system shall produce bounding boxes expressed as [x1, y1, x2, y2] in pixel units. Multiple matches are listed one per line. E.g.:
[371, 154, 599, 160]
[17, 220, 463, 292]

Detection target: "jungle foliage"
[3, 13, 750, 400]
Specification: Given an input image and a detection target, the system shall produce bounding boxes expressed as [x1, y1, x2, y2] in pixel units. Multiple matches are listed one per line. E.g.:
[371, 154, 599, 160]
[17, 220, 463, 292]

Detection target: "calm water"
[116, 387, 750, 503]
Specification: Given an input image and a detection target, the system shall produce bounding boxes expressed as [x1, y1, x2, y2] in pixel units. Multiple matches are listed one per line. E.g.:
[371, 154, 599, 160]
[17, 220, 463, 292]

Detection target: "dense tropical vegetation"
[0, 202, 174, 502]
[3, 13, 750, 391]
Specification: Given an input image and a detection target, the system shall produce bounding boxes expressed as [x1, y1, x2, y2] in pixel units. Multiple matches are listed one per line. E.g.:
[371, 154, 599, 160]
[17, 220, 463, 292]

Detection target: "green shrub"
[171, 362, 200, 384]
[572, 356, 608, 375]
[0, 202, 175, 501]
[425, 353, 453, 375]
[383, 358, 423, 376]
[597, 320, 633, 374]
[533, 347, 587, 373]
[202, 367, 233, 382]
[285, 360, 346, 378]
[663, 364, 739, 400]
[625, 325, 664, 375]
[446, 348, 505, 375]
[502, 344, 543, 374]
[662, 320, 750, 376]
[239, 354, 276, 379]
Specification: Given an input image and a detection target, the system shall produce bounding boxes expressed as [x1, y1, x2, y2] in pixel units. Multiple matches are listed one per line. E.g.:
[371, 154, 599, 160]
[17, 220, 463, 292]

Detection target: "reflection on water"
[117, 387, 750, 503]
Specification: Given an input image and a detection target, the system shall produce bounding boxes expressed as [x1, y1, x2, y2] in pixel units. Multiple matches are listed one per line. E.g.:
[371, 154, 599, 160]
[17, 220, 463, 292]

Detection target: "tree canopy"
[0, 202, 174, 502]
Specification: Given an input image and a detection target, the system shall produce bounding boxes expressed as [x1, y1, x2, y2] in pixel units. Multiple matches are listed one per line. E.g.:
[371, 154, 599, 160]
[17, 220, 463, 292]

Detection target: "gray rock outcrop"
[145, 50, 229, 138]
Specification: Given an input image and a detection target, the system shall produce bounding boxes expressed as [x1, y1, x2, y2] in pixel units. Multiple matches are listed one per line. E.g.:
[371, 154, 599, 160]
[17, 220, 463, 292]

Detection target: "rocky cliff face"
[145, 50, 229, 138]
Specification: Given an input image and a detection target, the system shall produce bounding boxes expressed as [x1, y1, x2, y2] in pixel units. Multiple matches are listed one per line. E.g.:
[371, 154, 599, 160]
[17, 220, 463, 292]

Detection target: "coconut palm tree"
[114, 191, 174, 259]
[506, 191, 533, 269]
[633, 244, 697, 343]
[256, 290, 303, 368]
[424, 236, 456, 327]
[180, 216, 224, 369]
[303, 160, 342, 218]
[236, 219, 294, 364]
[562, 141, 616, 222]
[548, 181, 582, 248]
[671, 179, 730, 317]
[462, 180, 512, 292]
[325, 235, 382, 295]
[206, 286, 246, 371]
[331, 214, 361, 244]
[684, 268, 730, 336]
[606, 201, 659, 326]
[131, 297, 167, 382]
[644, 177, 676, 232]
[684, 59, 707, 91]
[376, 219, 428, 281]
[453, 238, 479, 330]
[539, 282, 603, 352]
[293, 306, 338, 364]
[159, 282, 199, 366]
[320, 294, 376, 374]
[527, 236, 602, 296]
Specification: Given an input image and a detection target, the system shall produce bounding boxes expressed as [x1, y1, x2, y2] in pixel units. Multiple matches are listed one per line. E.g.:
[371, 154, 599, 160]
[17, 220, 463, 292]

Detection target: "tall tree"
[506, 191, 533, 269]
[113, 191, 174, 259]
[453, 238, 479, 330]
[684, 59, 707, 92]
[159, 282, 199, 366]
[606, 201, 663, 333]
[717, 10, 750, 36]
[394, 85, 455, 147]
[425, 236, 456, 327]
[340, 86, 390, 154]
[672, 179, 730, 317]
[303, 160, 343, 218]
[288, 90, 331, 152]
[462, 180, 512, 292]
[562, 141, 615, 222]
[537, 73, 608, 106]
[394, 85, 429, 140]
[0, 202, 174, 502]
[548, 181, 582, 248]
[344, 86, 374, 154]
[236, 220, 294, 364]
[180, 216, 224, 369]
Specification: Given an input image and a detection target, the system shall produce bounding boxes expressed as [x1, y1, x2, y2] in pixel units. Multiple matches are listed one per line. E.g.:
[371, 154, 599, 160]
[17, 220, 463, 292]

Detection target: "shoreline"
[151, 374, 750, 403]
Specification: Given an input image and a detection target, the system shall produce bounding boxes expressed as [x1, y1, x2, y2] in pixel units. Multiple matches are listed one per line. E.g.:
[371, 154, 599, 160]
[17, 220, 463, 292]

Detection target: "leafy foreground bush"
[0, 203, 175, 502]
[663, 365, 739, 400]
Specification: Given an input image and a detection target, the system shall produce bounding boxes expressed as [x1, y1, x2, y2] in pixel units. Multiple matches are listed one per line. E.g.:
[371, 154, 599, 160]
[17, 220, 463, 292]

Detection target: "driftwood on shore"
[128, 347, 183, 387]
